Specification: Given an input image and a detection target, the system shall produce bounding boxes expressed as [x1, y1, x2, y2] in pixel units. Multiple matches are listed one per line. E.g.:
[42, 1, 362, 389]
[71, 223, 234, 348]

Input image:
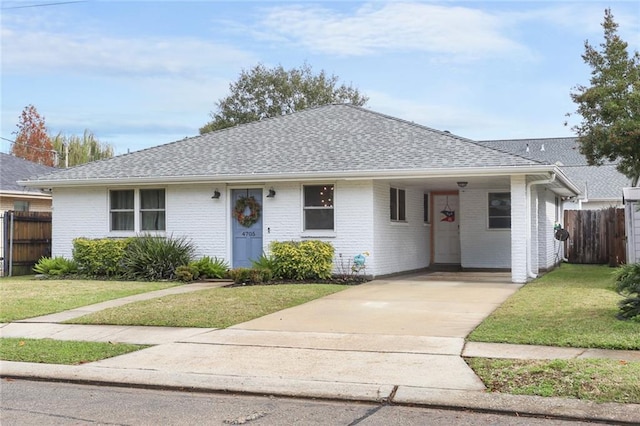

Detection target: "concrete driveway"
[135, 271, 521, 394]
[231, 271, 519, 338]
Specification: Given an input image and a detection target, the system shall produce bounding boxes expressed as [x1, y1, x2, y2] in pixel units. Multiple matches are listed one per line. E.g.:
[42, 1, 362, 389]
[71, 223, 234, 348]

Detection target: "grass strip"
[68, 284, 347, 328]
[468, 265, 640, 350]
[467, 357, 640, 404]
[0, 277, 178, 322]
[0, 338, 149, 365]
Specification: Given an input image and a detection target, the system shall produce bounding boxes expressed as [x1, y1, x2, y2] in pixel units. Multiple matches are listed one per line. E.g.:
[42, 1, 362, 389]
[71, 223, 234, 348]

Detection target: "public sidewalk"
[1, 276, 639, 424]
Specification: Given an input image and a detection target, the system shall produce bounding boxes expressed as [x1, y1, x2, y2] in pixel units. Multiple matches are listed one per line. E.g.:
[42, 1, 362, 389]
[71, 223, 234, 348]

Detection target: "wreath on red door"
[233, 195, 261, 228]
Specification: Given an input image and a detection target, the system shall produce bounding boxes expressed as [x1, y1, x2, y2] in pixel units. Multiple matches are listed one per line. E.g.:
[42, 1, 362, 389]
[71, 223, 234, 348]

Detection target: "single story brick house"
[21, 104, 581, 283]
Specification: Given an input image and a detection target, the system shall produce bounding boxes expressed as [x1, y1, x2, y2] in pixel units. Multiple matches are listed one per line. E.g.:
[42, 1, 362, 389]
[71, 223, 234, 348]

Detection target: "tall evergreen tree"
[569, 9, 640, 185]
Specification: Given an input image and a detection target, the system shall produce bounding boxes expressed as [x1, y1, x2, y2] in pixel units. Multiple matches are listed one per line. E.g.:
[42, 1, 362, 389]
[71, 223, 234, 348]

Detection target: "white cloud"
[257, 2, 531, 61]
[1, 25, 255, 78]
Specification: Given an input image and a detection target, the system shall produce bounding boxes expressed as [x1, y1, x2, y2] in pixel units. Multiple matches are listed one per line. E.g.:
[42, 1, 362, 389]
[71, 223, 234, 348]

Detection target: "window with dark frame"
[390, 187, 406, 221]
[488, 192, 511, 229]
[303, 185, 334, 230]
[110, 189, 134, 231]
[423, 193, 430, 223]
[140, 189, 166, 231]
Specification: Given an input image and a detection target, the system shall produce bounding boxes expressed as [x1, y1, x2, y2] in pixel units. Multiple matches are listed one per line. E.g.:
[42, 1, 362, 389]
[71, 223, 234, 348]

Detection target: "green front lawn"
[468, 264, 640, 350]
[0, 338, 148, 365]
[468, 358, 640, 404]
[68, 284, 347, 328]
[0, 277, 178, 322]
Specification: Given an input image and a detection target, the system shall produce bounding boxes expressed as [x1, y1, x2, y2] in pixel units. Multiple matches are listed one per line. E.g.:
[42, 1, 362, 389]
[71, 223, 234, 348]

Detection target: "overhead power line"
[1, 1, 87, 10]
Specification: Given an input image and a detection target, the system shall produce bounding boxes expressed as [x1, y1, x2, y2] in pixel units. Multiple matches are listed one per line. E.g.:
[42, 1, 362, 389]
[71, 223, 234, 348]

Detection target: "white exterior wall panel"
[372, 181, 429, 276]
[167, 185, 227, 260]
[51, 187, 108, 258]
[510, 176, 528, 283]
[459, 189, 510, 269]
[537, 188, 560, 270]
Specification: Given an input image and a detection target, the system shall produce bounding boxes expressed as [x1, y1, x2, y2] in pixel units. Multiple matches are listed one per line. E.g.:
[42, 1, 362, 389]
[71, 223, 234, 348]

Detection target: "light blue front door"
[232, 189, 263, 268]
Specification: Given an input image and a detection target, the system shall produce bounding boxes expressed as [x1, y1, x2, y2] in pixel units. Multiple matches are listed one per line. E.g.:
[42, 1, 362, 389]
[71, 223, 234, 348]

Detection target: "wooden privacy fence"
[1, 211, 52, 276]
[564, 207, 625, 266]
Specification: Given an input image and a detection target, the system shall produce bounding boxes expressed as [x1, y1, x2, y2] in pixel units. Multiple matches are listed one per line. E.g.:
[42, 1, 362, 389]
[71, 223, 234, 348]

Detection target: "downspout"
[526, 173, 556, 279]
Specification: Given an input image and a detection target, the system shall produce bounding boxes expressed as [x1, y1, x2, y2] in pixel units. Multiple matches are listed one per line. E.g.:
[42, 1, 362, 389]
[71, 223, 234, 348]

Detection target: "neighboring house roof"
[478, 137, 630, 201]
[0, 152, 56, 195]
[21, 104, 574, 188]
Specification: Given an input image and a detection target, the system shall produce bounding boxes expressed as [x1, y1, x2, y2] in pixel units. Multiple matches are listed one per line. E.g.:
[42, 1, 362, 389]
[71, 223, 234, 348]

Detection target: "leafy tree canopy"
[11, 104, 114, 167]
[11, 104, 55, 166]
[200, 62, 368, 134]
[569, 8, 640, 185]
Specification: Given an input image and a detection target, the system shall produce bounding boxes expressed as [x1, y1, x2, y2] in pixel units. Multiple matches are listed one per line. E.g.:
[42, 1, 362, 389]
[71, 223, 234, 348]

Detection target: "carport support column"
[510, 175, 527, 283]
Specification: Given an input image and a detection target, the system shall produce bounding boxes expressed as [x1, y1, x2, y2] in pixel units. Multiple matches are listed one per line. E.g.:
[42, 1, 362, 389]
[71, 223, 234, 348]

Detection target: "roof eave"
[19, 164, 578, 188]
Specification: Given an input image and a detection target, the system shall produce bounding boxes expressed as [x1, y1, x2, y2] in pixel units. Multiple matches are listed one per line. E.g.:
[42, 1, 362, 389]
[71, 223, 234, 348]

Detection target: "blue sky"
[1, 1, 638, 155]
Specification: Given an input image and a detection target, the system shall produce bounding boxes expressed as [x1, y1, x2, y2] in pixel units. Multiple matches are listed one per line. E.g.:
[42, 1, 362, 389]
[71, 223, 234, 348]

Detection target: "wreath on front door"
[233, 195, 261, 228]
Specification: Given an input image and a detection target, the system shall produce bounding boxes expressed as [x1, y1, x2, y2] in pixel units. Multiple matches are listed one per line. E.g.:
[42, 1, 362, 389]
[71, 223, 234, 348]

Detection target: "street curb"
[2, 361, 639, 424]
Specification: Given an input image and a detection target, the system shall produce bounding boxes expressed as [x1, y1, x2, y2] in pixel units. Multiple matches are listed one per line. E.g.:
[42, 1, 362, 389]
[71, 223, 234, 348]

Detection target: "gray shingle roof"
[24, 104, 542, 184]
[479, 137, 629, 200]
[0, 152, 57, 193]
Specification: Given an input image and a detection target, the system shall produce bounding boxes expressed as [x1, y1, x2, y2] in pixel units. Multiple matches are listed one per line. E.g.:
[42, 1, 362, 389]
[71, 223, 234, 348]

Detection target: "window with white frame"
[110, 190, 134, 231]
[390, 187, 406, 221]
[110, 189, 166, 232]
[303, 185, 334, 230]
[140, 189, 166, 231]
[488, 192, 511, 229]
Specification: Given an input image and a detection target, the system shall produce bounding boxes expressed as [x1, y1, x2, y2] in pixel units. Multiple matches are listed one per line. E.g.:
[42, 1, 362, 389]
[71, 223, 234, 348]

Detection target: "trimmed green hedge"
[73, 238, 130, 277]
[270, 240, 334, 280]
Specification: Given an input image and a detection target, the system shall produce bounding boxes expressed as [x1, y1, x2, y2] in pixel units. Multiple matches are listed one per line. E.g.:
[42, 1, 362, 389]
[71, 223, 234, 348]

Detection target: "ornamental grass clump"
[121, 234, 195, 281]
[33, 256, 78, 277]
[615, 263, 640, 321]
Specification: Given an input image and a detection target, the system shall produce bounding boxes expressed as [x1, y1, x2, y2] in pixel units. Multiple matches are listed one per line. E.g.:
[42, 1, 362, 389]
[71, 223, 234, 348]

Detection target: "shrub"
[33, 256, 78, 276]
[615, 263, 640, 321]
[73, 238, 130, 277]
[251, 252, 277, 271]
[229, 267, 272, 285]
[176, 264, 200, 282]
[191, 256, 228, 279]
[270, 240, 334, 280]
[121, 234, 195, 281]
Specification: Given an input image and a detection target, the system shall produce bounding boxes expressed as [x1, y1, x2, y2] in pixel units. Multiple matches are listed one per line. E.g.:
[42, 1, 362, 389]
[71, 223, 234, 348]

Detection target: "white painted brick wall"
[459, 188, 510, 269]
[262, 180, 375, 275]
[168, 185, 227, 260]
[51, 187, 108, 258]
[537, 188, 561, 270]
[372, 181, 429, 276]
[511, 176, 528, 283]
[630, 202, 640, 263]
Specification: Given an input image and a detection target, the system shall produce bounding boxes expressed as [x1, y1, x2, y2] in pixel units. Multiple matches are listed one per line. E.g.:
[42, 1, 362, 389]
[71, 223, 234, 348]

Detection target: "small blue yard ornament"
[353, 254, 366, 267]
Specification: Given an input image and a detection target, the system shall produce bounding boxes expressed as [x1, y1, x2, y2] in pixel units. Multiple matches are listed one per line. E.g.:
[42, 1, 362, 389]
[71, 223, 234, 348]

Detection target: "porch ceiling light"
[457, 181, 468, 188]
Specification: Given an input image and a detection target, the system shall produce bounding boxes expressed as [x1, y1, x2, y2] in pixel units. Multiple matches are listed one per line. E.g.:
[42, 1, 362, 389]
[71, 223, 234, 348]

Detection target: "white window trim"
[487, 191, 511, 230]
[108, 188, 167, 234]
[302, 183, 335, 232]
[390, 186, 407, 222]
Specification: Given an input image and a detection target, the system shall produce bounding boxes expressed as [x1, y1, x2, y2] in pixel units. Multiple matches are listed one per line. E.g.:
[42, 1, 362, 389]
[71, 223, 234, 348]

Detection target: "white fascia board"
[623, 187, 640, 201]
[0, 189, 52, 199]
[19, 164, 571, 188]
